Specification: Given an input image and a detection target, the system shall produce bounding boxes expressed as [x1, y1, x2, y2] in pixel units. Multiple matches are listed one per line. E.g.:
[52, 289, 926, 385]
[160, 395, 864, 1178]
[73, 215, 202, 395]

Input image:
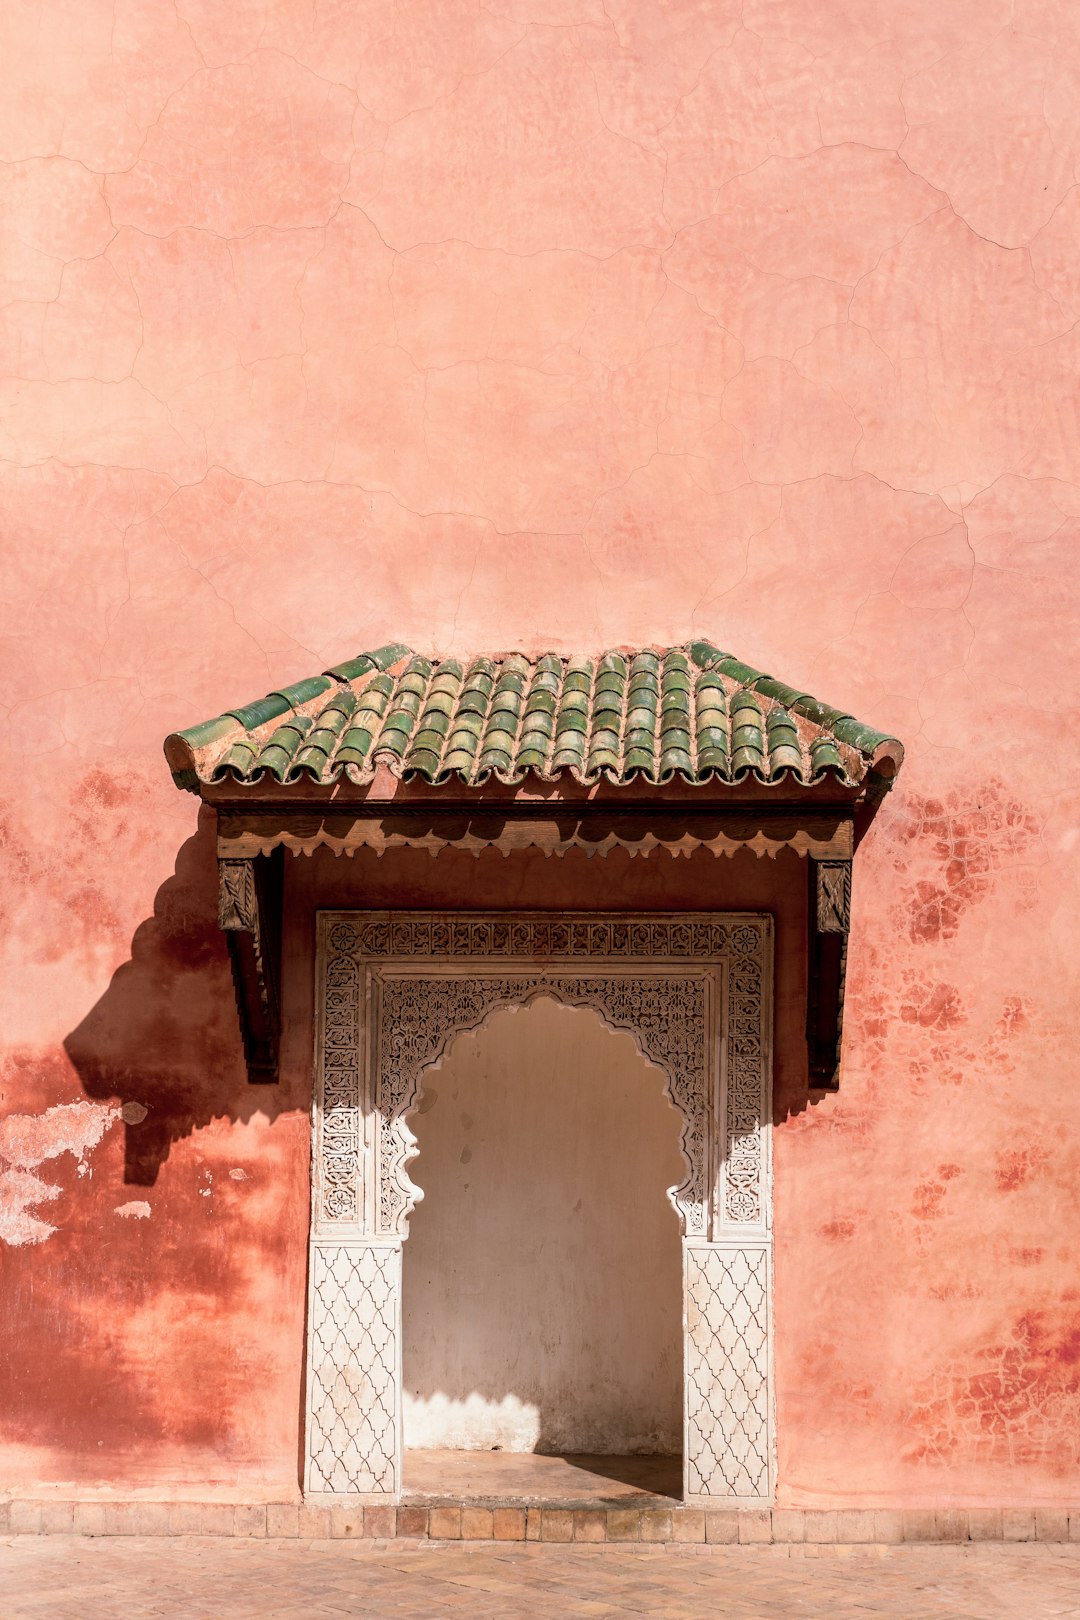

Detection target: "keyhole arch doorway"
[374, 968, 712, 1241]
[391, 981, 699, 1238]
[401, 994, 686, 1459]
[305, 912, 774, 1506]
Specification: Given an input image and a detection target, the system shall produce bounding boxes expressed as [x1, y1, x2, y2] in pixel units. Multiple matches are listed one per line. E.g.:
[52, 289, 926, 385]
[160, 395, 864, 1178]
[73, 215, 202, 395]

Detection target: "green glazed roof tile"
[165, 641, 904, 791]
[225, 693, 292, 732]
[326, 643, 412, 681]
[268, 675, 333, 711]
[255, 721, 311, 780]
[218, 739, 258, 775]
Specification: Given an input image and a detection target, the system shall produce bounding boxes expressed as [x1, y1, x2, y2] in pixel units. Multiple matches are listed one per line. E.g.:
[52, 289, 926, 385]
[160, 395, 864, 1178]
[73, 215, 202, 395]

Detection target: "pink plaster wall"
[1, 0, 1078, 1506]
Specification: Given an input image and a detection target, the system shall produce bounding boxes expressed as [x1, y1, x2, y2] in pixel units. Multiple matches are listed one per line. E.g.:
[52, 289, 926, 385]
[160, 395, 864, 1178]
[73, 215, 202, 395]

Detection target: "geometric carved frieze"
[324, 913, 752, 962]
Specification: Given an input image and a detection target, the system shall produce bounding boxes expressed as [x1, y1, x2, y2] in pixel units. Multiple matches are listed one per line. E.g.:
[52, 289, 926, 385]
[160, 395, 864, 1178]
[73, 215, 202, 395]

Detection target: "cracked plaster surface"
[1, 0, 1079, 1505]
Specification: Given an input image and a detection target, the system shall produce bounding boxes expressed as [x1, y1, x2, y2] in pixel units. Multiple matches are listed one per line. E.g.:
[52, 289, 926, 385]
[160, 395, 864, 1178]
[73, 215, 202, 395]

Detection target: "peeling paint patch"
[228, 1168, 248, 1181]
[120, 1101, 148, 1124]
[0, 1100, 120, 1246]
[114, 1200, 151, 1219]
[0, 1167, 62, 1246]
[0, 1100, 119, 1169]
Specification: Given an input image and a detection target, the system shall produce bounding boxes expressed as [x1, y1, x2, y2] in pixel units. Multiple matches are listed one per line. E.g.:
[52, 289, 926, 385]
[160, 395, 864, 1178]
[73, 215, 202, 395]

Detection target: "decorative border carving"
[724, 925, 768, 1226]
[319, 945, 363, 1224]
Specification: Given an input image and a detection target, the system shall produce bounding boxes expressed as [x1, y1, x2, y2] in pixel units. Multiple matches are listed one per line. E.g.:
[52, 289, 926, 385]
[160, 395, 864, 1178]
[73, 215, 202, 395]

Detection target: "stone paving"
[1, 1536, 1078, 1619]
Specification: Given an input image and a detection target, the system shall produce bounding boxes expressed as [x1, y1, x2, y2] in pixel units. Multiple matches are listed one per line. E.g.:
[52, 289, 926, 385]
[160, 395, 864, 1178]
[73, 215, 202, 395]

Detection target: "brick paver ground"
[1, 1537, 1078, 1619]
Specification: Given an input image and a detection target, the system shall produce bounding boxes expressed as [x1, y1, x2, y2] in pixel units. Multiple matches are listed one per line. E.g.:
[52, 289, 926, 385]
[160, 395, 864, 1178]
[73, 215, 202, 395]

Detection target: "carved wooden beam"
[807, 857, 851, 1089]
[218, 849, 283, 1082]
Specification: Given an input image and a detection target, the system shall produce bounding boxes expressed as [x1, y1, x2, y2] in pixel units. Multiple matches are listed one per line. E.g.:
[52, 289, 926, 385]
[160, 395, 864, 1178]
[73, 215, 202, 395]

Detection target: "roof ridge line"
[688, 640, 902, 764]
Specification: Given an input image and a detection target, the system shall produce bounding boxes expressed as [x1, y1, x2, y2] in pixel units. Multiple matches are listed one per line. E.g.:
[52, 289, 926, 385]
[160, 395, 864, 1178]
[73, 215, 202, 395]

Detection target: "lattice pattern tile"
[306, 1244, 399, 1495]
[685, 1245, 770, 1500]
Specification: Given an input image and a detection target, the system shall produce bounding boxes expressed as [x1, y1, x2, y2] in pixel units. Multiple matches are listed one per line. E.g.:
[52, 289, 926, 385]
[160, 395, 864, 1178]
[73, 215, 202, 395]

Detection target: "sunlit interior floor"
[402, 1450, 681, 1506]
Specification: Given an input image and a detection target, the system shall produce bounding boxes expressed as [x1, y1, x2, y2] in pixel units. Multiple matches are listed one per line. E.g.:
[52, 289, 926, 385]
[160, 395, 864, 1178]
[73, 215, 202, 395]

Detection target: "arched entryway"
[163, 643, 900, 1513]
[402, 997, 684, 1478]
[304, 912, 774, 1506]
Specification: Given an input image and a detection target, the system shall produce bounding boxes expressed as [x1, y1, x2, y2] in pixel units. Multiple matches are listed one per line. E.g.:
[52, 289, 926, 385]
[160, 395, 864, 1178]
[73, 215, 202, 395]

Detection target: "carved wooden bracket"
[807, 857, 851, 1089]
[218, 849, 283, 1082]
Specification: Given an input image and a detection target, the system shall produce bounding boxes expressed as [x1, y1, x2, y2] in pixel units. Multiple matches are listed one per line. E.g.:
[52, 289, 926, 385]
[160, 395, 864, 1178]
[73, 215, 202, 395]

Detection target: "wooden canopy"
[166, 643, 904, 1088]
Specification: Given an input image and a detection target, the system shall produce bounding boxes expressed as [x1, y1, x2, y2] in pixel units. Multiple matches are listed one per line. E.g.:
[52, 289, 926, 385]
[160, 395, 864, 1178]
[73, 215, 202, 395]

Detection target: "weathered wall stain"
[889, 785, 1042, 946]
[994, 1148, 1050, 1195]
[911, 1165, 963, 1224]
[899, 980, 965, 1031]
[907, 1310, 1080, 1475]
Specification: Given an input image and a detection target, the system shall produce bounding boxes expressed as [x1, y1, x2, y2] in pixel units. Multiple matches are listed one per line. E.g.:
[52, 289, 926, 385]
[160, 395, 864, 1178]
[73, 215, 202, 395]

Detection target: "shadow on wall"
[64, 805, 289, 1185]
[64, 832, 816, 1187]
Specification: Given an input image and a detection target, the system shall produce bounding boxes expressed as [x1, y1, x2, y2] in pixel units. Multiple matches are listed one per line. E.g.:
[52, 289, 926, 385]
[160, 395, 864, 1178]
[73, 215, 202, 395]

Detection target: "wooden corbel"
[218, 848, 283, 1082]
[807, 856, 851, 1089]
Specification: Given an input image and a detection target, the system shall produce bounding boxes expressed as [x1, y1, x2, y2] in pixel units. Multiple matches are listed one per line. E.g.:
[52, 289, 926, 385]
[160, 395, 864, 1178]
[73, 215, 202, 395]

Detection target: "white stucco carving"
[376, 971, 708, 1236]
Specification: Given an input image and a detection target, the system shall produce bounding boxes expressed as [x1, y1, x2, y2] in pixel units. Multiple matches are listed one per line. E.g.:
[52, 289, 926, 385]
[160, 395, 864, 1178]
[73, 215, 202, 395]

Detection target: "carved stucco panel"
[315, 913, 770, 1239]
[318, 942, 363, 1225]
[305, 1241, 399, 1496]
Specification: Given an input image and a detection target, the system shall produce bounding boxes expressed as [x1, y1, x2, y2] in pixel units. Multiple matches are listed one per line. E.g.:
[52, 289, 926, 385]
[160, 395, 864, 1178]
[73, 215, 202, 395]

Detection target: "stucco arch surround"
[395, 985, 693, 1239]
[304, 912, 775, 1508]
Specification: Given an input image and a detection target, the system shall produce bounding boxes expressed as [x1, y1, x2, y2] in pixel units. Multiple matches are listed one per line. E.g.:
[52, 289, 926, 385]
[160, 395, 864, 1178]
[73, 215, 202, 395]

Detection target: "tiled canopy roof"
[165, 641, 903, 793]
